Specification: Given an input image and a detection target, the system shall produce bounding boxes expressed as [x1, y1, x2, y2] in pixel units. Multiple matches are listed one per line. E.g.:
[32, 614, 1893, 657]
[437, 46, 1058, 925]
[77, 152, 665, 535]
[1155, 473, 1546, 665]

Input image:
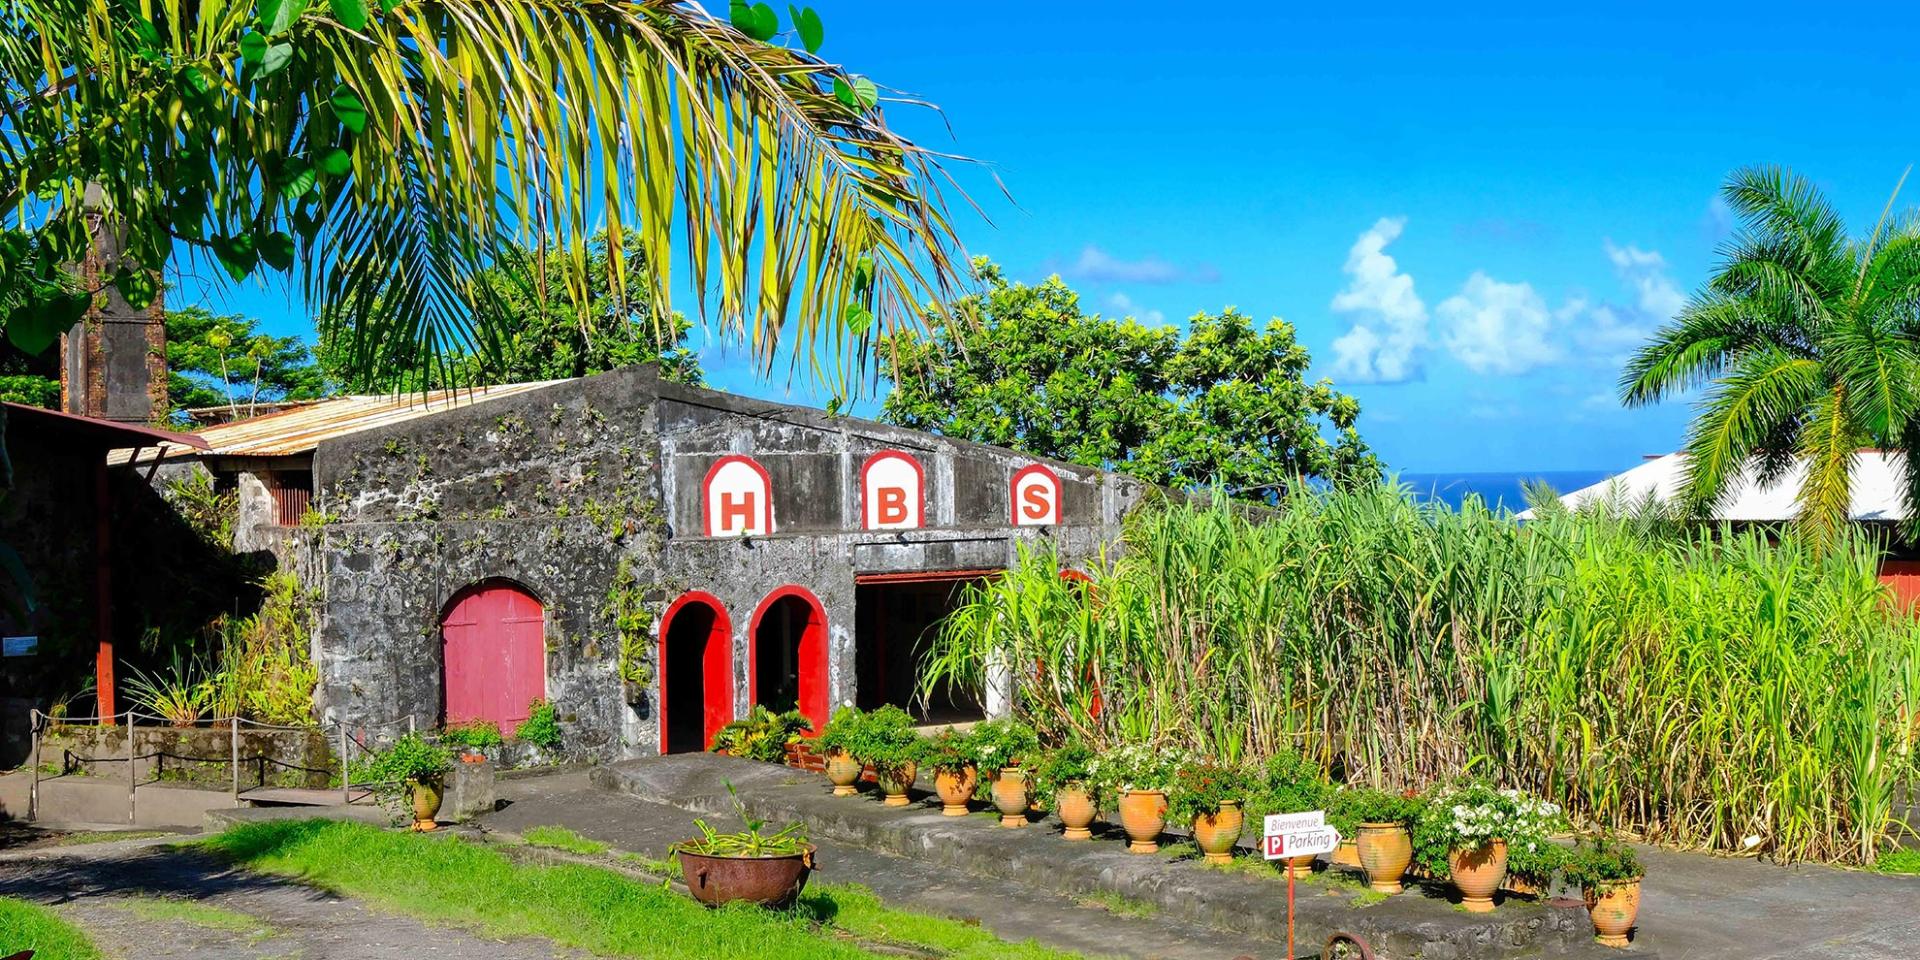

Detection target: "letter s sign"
[1010, 464, 1061, 526]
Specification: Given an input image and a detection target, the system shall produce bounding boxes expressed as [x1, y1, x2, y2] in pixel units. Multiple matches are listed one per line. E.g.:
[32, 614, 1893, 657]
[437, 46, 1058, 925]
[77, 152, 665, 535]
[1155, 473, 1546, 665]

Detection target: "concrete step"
[594, 754, 1622, 960]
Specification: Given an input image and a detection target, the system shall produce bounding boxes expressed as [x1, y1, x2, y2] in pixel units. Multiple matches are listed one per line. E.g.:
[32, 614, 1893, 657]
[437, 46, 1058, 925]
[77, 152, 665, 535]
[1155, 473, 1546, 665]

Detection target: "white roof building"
[1520, 451, 1911, 522]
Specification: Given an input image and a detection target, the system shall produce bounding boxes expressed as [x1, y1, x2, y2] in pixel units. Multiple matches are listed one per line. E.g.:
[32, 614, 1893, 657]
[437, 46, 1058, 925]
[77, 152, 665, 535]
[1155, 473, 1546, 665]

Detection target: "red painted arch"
[658, 591, 734, 753]
[748, 585, 830, 734]
[702, 454, 775, 536]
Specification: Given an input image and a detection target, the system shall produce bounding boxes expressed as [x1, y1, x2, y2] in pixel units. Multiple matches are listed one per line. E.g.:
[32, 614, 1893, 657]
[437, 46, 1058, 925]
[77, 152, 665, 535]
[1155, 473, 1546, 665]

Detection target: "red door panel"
[442, 582, 546, 728]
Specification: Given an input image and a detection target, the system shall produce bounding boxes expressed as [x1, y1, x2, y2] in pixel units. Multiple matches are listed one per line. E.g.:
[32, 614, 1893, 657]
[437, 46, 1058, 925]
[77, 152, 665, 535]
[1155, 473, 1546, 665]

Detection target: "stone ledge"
[594, 754, 1626, 960]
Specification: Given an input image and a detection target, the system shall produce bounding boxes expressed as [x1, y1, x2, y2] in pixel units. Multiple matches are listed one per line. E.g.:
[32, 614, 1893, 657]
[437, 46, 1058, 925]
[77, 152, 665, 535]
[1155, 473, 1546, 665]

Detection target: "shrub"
[814, 705, 865, 757]
[708, 705, 808, 762]
[840, 705, 920, 778]
[1245, 750, 1333, 822]
[1331, 787, 1421, 829]
[1167, 762, 1249, 823]
[440, 720, 504, 750]
[515, 700, 563, 750]
[353, 733, 453, 786]
[966, 716, 1039, 775]
[1562, 835, 1644, 891]
[1090, 742, 1181, 796]
[1032, 739, 1102, 805]
[916, 728, 978, 774]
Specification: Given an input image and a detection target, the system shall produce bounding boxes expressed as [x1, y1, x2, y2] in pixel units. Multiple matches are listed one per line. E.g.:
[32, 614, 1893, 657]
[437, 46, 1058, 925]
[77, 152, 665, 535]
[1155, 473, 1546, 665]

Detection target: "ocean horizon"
[1396, 470, 1615, 512]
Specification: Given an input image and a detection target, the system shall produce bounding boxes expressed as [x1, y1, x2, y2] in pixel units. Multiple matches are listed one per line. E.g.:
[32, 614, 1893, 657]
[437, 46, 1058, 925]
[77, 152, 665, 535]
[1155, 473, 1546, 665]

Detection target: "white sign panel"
[861, 451, 924, 530]
[1011, 464, 1061, 526]
[1262, 810, 1340, 860]
[703, 455, 774, 537]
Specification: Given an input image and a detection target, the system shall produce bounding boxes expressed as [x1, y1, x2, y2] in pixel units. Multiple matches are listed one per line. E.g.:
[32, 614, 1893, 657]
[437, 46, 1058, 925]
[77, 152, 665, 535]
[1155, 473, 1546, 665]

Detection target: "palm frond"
[1676, 346, 1823, 515]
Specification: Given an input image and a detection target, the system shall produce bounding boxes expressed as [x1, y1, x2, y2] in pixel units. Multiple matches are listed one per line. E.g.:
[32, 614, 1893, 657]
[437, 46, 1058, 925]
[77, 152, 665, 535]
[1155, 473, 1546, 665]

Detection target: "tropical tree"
[881, 259, 1381, 493]
[0, 0, 968, 390]
[167, 307, 328, 419]
[1620, 165, 1920, 551]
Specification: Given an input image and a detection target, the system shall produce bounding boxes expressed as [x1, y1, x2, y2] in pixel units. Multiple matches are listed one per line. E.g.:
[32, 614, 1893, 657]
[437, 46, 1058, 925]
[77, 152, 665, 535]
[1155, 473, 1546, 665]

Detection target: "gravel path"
[0, 838, 582, 960]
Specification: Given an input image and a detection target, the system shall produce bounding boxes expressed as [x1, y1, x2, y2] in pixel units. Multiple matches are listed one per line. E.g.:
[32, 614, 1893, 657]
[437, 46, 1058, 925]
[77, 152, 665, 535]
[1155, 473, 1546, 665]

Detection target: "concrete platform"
[592, 754, 1616, 960]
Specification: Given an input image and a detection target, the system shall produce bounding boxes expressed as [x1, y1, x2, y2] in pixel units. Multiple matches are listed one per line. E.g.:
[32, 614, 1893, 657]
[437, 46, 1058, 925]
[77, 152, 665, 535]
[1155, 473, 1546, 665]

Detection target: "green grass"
[1872, 849, 1920, 875]
[113, 895, 274, 938]
[1070, 888, 1156, 918]
[0, 897, 102, 960]
[202, 819, 1100, 960]
[53, 830, 175, 846]
[522, 825, 609, 856]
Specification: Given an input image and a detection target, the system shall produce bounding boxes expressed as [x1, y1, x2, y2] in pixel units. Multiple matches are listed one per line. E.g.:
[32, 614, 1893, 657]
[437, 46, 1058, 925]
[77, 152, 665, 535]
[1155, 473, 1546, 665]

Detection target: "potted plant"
[849, 705, 921, 806]
[354, 732, 454, 831]
[1564, 835, 1644, 948]
[1170, 762, 1248, 864]
[1095, 743, 1180, 854]
[1246, 750, 1333, 878]
[815, 706, 867, 797]
[1335, 787, 1421, 894]
[1413, 781, 1512, 913]
[920, 728, 979, 816]
[972, 717, 1040, 828]
[1497, 790, 1569, 897]
[709, 705, 809, 764]
[1033, 739, 1102, 840]
[672, 784, 816, 909]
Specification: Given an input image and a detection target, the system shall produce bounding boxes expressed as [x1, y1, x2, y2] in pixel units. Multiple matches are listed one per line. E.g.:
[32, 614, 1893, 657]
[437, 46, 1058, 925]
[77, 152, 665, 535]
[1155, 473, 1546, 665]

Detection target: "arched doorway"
[441, 580, 546, 728]
[749, 586, 829, 732]
[659, 592, 733, 754]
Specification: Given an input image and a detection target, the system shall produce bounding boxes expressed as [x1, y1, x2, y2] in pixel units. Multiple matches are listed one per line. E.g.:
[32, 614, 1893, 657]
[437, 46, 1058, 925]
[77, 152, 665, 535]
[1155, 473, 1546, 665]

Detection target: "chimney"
[59, 184, 167, 424]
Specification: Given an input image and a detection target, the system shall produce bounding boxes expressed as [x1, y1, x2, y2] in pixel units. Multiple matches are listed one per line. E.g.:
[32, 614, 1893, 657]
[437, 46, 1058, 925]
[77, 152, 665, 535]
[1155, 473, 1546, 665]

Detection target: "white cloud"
[1438, 272, 1561, 375]
[1329, 217, 1428, 383]
[1104, 292, 1165, 325]
[1605, 241, 1685, 319]
[1066, 246, 1202, 285]
[1568, 242, 1686, 362]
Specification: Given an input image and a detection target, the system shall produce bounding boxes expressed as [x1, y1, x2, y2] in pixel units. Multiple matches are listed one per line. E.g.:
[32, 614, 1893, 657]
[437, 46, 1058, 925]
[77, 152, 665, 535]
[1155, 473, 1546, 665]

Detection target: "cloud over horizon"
[1329, 217, 1430, 383]
[1061, 245, 1220, 285]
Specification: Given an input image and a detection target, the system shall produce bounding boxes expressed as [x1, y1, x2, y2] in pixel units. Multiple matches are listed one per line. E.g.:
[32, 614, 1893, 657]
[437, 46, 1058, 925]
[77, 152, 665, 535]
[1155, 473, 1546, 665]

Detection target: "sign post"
[1263, 811, 1341, 960]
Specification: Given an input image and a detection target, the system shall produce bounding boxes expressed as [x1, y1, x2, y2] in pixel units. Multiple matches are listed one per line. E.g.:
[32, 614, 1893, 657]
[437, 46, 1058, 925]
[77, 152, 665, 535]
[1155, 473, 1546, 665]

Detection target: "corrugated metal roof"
[1518, 451, 1910, 522]
[112, 380, 571, 463]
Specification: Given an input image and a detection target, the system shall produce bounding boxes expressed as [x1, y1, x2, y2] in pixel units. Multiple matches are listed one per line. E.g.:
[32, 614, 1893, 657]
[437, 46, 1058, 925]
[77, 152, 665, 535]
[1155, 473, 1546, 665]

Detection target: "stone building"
[135, 365, 1143, 759]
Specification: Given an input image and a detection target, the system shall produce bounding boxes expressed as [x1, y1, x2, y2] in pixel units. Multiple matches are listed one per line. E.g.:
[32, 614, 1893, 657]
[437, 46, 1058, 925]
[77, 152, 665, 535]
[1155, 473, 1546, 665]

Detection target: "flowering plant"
[967, 717, 1039, 776]
[1412, 781, 1567, 879]
[1167, 762, 1249, 823]
[917, 728, 978, 774]
[1089, 742, 1182, 796]
[1032, 739, 1103, 805]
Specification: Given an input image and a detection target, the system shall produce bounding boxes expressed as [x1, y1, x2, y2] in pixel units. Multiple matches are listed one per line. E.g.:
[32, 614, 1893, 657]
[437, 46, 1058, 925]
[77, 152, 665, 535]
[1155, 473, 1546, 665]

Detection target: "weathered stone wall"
[307, 367, 667, 759]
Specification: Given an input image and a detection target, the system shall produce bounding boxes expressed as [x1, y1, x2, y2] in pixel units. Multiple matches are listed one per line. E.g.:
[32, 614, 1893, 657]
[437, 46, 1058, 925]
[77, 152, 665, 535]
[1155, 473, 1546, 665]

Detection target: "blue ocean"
[1396, 471, 1615, 512]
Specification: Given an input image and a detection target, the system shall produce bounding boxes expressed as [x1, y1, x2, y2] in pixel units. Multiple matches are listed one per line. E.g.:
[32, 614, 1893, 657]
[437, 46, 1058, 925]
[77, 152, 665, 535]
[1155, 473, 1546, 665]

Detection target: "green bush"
[515, 700, 562, 750]
[708, 705, 807, 762]
[353, 733, 453, 785]
[1031, 739, 1101, 805]
[814, 705, 865, 757]
[1167, 762, 1249, 824]
[1562, 835, 1643, 890]
[440, 720, 504, 750]
[1331, 787, 1421, 829]
[1245, 750, 1332, 822]
[837, 705, 920, 778]
[966, 716, 1038, 776]
[916, 728, 978, 774]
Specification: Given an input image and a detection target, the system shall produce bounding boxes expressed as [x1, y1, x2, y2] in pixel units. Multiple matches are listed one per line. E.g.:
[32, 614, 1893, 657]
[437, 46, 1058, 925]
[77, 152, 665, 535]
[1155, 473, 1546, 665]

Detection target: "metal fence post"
[230, 718, 240, 807]
[125, 712, 136, 825]
[339, 723, 349, 804]
[27, 709, 39, 822]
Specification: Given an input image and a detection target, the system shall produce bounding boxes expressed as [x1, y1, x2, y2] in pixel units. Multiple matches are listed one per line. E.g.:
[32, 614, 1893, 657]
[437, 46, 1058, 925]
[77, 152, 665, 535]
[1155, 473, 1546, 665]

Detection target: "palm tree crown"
[1620, 165, 1920, 552]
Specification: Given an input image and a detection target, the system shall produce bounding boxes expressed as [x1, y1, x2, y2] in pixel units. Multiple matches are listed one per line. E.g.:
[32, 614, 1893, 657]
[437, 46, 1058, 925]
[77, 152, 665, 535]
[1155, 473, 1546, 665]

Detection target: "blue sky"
[195, 2, 1920, 473]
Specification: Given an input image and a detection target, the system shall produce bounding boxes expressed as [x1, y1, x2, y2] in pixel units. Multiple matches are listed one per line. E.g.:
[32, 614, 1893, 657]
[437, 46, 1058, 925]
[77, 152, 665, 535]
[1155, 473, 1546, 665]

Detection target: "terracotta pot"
[1330, 839, 1361, 869]
[1191, 800, 1244, 864]
[825, 749, 862, 797]
[1118, 789, 1168, 854]
[989, 767, 1031, 827]
[876, 761, 918, 806]
[1355, 822, 1413, 894]
[1280, 854, 1316, 878]
[934, 765, 978, 816]
[1055, 784, 1098, 840]
[1586, 878, 1642, 948]
[1448, 839, 1509, 913]
[676, 844, 816, 909]
[406, 776, 443, 832]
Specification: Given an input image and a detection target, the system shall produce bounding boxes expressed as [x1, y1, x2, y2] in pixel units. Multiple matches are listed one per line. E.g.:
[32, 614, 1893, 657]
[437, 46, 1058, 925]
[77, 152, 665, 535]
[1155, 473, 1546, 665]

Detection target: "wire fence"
[27, 709, 422, 824]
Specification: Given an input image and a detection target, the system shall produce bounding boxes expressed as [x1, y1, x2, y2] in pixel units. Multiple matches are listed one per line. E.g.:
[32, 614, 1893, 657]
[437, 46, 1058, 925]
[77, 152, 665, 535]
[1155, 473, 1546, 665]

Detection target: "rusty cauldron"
[675, 844, 816, 909]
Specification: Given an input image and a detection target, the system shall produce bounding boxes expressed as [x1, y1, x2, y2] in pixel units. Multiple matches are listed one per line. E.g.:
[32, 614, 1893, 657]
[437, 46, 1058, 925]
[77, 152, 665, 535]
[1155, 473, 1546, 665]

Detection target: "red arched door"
[750, 586, 829, 733]
[659, 592, 734, 753]
[442, 581, 547, 728]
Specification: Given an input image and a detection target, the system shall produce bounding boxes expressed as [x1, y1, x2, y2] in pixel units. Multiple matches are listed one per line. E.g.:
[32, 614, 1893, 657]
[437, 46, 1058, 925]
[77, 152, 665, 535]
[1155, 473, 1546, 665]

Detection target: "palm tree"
[0, 0, 970, 392]
[1620, 165, 1920, 552]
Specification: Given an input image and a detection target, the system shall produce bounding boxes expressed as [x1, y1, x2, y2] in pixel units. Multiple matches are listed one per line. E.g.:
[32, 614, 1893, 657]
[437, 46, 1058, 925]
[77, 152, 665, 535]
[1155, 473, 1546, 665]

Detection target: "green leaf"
[378, 0, 402, 9]
[259, 231, 296, 271]
[329, 0, 368, 30]
[279, 158, 317, 199]
[212, 234, 258, 281]
[258, 0, 309, 36]
[293, 205, 326, 242]
[835, 75, 878, 112]
[319, 147, 353, 177]
[257, 42, 294, 79]
[790, 5, 823, 53]
[730, 0, 778, 41]
[331, 84, 367, 134]
[833, 76, 855, 108]
[6, 295, 83, 355]
[114, 267, 157, 310]
[842, 301, 873, 336]
[240, 31, 268, 65]
[131, 17, 162, 50]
